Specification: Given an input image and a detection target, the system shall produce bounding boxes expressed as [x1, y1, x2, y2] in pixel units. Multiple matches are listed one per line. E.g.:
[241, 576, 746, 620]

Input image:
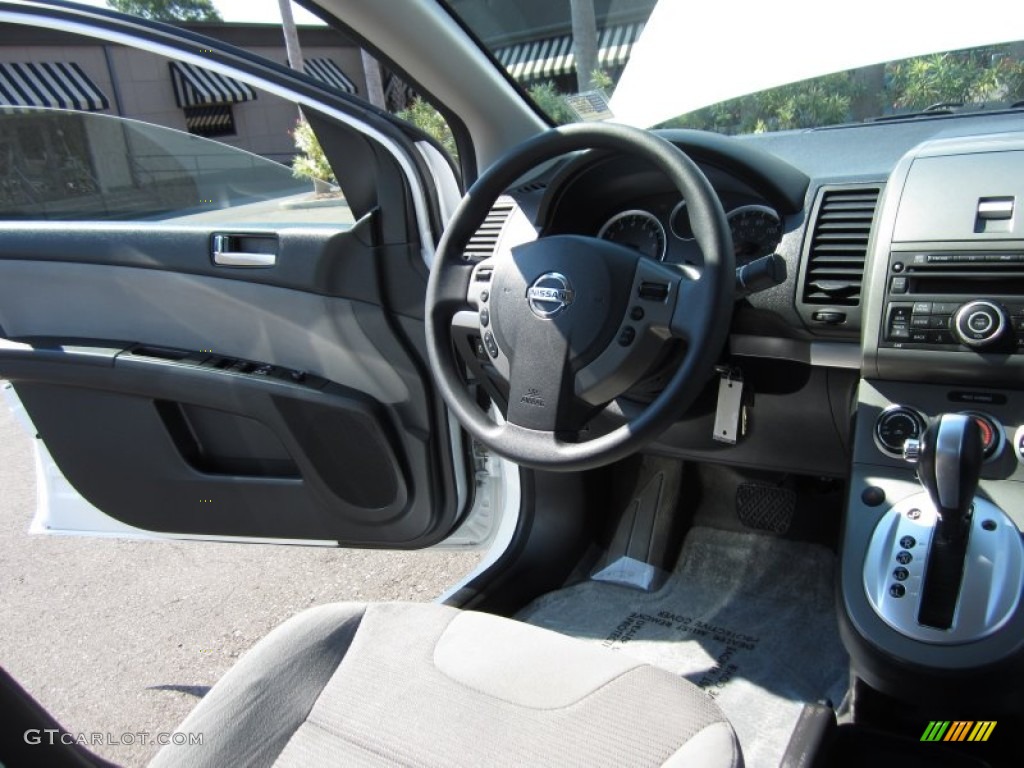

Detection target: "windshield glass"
[446, 0, 1024, 132]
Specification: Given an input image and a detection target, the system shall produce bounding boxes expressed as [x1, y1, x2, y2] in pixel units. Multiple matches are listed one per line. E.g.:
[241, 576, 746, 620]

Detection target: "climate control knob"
[875, 405, 926, 457]
[953, 300, 1007, 347]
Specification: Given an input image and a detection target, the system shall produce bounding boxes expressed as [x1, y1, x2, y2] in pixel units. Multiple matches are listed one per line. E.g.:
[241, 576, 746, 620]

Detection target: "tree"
[396, 98, 457, 160]
[569, 0, 598, 92]
[291, 119, 335, 184]
[107, 0, 222, 22]
[276, 0, 304, 71]
[360, 50, 386, 109]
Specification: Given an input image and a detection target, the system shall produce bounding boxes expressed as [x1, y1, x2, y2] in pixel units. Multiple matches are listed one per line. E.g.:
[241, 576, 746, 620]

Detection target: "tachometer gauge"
[727, 205, 783, 264]
[597, 209, 667, 261]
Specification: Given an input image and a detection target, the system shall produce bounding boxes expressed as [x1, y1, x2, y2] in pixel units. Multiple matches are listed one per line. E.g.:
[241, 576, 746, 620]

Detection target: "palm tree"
[570, 0, 598, 92]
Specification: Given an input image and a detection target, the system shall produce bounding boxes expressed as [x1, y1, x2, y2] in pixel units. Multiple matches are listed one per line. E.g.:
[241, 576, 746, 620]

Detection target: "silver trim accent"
[212, 235, 276, 267]
[873, 404, 926, 458]
[863, 493, 1024, 644]
[902, 438, 921, 463]
[935, 413, 970, 511]
[669, 199, 694, 240]
[977, 198, 1014, 218]
[212, 252, 276, 267]
[526, 272, 575, 318]
[728, 335, 862, 370]
[597, 209, 667, 261]
[952, 300, 1006, 347]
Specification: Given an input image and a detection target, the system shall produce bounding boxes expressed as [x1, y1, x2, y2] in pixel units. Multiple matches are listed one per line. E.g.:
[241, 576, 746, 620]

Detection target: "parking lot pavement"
[0, 388, 482, 767]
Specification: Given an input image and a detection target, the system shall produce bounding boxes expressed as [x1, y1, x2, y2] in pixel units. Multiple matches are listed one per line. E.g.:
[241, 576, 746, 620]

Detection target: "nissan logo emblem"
[526, 272, 575, 318]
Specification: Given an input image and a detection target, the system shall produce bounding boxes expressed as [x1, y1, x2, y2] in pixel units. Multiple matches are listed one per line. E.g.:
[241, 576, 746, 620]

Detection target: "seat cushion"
[150, 602, 742, 768]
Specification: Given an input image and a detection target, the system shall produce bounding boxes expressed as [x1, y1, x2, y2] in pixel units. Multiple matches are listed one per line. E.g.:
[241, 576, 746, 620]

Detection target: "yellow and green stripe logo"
[921, 721, 996, 742]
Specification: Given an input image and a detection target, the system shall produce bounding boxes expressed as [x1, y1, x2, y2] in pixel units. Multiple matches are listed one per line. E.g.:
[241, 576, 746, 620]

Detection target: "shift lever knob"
[909, 413, 983, 544]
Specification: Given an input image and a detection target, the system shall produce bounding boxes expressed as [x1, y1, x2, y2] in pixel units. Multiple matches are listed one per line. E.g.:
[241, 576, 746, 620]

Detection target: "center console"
[841, 134, 1024, 706]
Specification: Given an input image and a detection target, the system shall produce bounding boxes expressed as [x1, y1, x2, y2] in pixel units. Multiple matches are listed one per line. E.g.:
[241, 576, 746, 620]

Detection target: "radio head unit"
[881, 251, 1024, 353]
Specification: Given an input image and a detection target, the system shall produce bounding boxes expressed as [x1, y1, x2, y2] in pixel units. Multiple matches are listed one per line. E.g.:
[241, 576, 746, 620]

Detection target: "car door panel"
[0, 2, 471, 549]
[0, 225, 457, 546]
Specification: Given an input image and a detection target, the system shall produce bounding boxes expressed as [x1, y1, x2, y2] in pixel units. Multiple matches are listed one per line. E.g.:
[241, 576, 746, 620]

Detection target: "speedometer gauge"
[727, 205, 783, 264]
[597, 210, 667, 261]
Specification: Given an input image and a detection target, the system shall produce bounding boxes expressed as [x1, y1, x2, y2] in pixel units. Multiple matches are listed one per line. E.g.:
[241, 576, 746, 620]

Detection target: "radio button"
[933, 302, 960, 314]
[909, 330, 929, 343]
[912, 302, 932, 314]
[911, 316, 931, 328]
[953, 301, 1007, 347]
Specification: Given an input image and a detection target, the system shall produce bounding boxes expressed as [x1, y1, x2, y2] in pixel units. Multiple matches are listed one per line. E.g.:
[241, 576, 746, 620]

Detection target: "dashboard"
[535, 112, 1024, 704]
[457, 108, 1024, 704]
[470, 114, 1024, 480]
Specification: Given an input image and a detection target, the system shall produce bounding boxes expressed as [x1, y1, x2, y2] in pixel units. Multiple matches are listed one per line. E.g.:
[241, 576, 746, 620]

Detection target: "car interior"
[0, 1, 1022, 767]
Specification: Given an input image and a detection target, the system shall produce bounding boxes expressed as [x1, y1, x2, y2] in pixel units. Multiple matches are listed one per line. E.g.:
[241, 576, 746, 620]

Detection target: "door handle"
[212, 234, 277, 267]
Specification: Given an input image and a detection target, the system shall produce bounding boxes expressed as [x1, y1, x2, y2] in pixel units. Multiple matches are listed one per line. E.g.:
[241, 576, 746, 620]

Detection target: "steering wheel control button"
[618, 327, 636, 346]
[889, 584, 906, 598]
[1015, 426, 1024, 465]
[526, 272, 575, 318]
[900, 535, 916, 549]
[896, 550, 913, 564]
[483, 332, 499, 358]
[982, 519, 997, 531]
[638, 281, 670, 302]
[893, 567, 910, 582]
[480, 290, 489, 303]
[480, 308, 489, 327]
[906, 508, 921, 521]
[953, 300, 1007, 347]
[630, 306, 645, 321]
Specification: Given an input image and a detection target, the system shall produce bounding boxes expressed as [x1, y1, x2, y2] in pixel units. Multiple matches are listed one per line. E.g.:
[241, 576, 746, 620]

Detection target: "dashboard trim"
[729, 334, 860, 369]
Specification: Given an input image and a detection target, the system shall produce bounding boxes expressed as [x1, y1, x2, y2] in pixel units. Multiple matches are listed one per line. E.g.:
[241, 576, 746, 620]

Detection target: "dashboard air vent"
[463, 197, 515, 261]
[802, 186, 881, 306]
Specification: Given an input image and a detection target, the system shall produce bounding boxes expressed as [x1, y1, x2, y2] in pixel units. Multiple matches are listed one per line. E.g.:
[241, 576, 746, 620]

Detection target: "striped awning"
[495, 22, 644, 83]
[169, 61, 257, 107]
[303, 58, 356, 94]
[0, 61, 109, 111]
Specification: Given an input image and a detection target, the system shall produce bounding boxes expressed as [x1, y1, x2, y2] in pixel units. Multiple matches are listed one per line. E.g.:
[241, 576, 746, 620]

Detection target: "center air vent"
[802, 186, 881, 306]
[463, 196, 516, 261]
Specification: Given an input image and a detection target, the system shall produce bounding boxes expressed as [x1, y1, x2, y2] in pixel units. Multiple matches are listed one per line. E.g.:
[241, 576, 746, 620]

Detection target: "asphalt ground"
[0, 386, 482, 767]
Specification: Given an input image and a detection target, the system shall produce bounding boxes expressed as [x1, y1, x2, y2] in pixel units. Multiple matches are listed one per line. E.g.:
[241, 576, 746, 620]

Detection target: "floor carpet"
[518, 526, 849, 768]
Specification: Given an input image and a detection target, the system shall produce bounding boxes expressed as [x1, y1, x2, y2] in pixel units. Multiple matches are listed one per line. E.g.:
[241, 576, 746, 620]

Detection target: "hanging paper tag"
[713, 372, 744, 444]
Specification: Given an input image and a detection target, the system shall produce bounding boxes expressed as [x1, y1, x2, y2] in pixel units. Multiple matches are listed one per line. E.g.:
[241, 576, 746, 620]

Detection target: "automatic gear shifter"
[905, 413, 983, 628]
[863, 410, 1023, 644]
[905, 413, 983, 545]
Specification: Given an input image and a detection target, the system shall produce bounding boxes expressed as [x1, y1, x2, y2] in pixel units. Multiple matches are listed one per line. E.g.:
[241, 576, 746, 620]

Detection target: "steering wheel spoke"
[669, 272, 713, 344]
[503, 319, 575, 433]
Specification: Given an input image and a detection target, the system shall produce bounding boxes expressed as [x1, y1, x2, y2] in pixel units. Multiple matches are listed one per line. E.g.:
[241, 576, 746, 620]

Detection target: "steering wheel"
[425, 123, 734, 471]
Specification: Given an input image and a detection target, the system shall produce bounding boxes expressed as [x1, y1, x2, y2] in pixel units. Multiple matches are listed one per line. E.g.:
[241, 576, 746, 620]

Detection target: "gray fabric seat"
[150, 602, 743, 768]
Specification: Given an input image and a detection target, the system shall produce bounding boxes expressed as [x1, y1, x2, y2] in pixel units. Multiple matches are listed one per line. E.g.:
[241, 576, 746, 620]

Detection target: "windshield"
[446, 0, 1024, 132]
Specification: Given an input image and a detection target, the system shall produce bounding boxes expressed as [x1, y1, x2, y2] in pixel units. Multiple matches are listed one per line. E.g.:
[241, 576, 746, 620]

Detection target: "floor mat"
[517, 527, 849, 768]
